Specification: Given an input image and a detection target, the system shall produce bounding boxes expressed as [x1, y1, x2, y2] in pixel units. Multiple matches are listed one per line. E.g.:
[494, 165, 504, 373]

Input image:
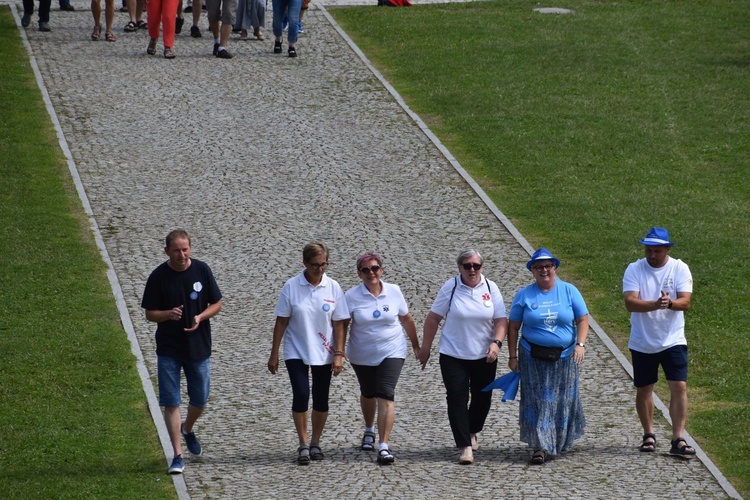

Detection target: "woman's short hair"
[456, 249, 483, 267]
[356, 252, 383, 270]
[303, 242, 329, 263]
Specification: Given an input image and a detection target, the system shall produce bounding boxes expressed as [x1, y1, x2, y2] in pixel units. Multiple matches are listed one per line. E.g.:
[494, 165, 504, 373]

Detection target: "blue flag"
[482, 371, 520, 402]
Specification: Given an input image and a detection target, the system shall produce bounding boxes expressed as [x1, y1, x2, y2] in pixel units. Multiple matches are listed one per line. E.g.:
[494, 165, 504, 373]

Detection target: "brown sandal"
[91, 25, 101, 40]
[254, 27, 265, 40]
[104, 31, 116, 42]
[163, 47, 175, 59]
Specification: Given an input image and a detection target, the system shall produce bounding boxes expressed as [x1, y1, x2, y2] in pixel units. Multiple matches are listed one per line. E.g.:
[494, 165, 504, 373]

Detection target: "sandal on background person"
[91, 25, 101, 40]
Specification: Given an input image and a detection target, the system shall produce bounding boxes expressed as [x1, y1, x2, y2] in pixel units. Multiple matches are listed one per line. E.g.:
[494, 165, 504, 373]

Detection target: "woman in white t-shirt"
[418, 249, 507, 465]
[268, 242, 349, 465]
[341, 252, 420, 465]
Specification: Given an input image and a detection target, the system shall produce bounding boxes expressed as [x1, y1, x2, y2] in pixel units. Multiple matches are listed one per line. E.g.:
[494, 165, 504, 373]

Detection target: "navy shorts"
[285, 359, 332, 413]
[631, 345, 688, 387]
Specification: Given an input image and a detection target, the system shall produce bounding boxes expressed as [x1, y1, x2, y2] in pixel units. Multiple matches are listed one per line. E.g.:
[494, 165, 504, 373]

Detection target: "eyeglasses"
[359, 265, 382, 274]
[532, 264, 555, 271]
[308, 262, 329, 270]
[462, 263, 482, 271]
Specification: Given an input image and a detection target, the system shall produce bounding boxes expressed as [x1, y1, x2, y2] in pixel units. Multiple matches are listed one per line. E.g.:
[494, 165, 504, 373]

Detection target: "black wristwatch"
[492, 339, 503, 349]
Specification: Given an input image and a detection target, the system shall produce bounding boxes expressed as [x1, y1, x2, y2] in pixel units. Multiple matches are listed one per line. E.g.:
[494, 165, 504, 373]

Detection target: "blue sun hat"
[526, 248, 560, 270]
[639, 227, 674, 247]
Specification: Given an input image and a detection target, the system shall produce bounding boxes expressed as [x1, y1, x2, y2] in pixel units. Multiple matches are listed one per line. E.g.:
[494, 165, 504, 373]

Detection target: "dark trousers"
[23, 0, 51, 22]
[439, 353, 497, 448]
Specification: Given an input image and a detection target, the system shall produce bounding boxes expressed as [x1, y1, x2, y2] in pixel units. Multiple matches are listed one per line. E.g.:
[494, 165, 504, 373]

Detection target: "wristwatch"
[492, 339, 503, 349]
[576, 342, 586, 348]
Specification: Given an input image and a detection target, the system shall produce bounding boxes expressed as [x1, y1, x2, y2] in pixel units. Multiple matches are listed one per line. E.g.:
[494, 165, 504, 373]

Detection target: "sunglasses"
[359, 265, 382, 274]
[462, 263, 482, 271]
[308, 262, 329, 270]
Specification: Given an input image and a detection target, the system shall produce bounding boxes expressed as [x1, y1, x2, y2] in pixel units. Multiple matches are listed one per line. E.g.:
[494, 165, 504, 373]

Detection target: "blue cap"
[639, 227, 674, 247]
[526, 248, 560, 270]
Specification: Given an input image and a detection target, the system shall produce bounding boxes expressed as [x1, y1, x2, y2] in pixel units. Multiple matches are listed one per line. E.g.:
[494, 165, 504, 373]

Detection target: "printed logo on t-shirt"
[383, 305, 390, 312]
[540, 307, 559, 333]
[318, 331, 334, 353]
[662, 277, 674, 291]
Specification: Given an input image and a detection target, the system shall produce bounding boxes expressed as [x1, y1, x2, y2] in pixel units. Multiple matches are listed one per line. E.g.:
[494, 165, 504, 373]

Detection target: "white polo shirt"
[274, 271, 349, 365]
[345, 281, 409, 366]
[431, 275, 506, 360]
[623, 257, 693, 353]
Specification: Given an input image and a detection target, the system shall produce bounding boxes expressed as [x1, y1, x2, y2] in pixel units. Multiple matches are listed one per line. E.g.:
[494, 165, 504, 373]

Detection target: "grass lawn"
[0, 7, 176, 498]
[330, 0, 749, 495]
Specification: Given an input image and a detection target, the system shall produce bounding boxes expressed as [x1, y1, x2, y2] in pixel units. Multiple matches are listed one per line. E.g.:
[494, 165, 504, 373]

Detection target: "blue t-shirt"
[509, 279, 588, 350]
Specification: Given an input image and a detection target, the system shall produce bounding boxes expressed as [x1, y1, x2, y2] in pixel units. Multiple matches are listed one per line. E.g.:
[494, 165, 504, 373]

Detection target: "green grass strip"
[0, 7, 175, 498]
[330, 0, 749, 495]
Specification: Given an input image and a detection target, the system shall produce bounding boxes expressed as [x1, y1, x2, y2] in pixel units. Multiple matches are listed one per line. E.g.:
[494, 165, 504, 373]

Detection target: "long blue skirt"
[519, 343, 585, 455]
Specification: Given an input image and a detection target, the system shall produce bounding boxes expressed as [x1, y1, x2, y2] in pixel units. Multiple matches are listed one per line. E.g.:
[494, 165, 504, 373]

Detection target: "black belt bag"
[528, 341, 564, 362]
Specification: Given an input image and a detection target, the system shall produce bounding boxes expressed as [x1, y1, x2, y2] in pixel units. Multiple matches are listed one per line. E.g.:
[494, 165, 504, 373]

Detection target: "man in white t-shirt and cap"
[623, 227, 696, 458]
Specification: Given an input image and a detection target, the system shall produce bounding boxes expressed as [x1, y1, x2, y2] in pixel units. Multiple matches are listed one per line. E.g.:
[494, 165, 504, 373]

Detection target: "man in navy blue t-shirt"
[141, 229, 222, 474]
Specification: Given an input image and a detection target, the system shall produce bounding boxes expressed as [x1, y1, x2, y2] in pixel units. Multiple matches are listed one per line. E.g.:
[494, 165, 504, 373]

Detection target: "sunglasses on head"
[462, 263, 482, 271]
[359, 265, 382, 274]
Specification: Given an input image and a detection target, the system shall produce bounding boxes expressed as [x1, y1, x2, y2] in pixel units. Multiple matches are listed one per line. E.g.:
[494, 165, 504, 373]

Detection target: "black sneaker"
[213, 42, 220, 55]
[39, 22, 51, 32]
[273, 40, 282, 53]
[288, 46, 297, 58]
[60, 3, 75, 10]
[216, 48, 233, 59]
[190, 25, 202, 38]
[184, 4, 192, 11]
[21, 13, 31, 27]
[175, 17, 184, 34]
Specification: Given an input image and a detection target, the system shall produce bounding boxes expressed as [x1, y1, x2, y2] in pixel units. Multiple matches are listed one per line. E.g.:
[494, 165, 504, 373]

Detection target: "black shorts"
[351, 358, 405, 401]
[631, 345, 688, 387]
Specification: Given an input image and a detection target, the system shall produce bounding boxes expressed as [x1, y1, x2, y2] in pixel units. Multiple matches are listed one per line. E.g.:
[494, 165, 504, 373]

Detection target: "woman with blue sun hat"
[507, 248, 590, 465]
